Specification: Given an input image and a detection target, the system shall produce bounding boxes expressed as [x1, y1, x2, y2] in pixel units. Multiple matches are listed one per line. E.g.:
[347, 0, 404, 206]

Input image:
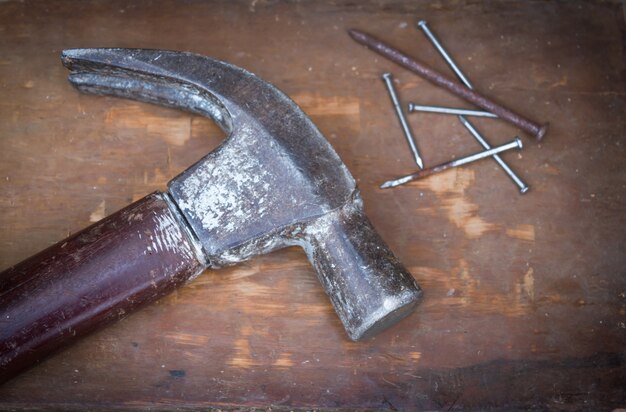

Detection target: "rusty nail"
[380, 137, 523, 189]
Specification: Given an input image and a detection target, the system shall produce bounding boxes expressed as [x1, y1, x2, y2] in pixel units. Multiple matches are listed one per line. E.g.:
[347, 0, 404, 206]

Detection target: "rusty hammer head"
[61, 49, 422, 340]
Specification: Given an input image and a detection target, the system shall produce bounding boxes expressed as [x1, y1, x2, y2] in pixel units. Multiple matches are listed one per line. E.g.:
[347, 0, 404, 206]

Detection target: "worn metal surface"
[349, 29, 549, 141]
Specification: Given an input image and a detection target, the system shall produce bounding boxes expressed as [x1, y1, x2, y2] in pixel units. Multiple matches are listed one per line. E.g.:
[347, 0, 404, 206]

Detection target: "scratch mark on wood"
[523, 267, 535, 301]
[163, 332, 209, 347]
[89, 200, 106, 222]
[412, 169, 499, 238]
[550, 75, 568, 88]
[382, 377, 400, 388]
[105, 104, 191, 146]
[506, 224, 535, 241]
[273, 352, 293, 368]
[292, 94, 360, 117]
[229, 337, 257, 368]
[228, 325, 269, 368]
[413, 261, 532, 317]
[409, 351, 422, 361]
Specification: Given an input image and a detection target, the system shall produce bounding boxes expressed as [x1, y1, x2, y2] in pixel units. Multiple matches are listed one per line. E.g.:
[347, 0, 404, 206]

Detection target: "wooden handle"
[0, 192, 205, 383]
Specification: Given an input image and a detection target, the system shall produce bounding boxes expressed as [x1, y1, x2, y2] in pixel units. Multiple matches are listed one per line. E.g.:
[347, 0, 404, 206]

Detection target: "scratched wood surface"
[0, 0, 625, 410]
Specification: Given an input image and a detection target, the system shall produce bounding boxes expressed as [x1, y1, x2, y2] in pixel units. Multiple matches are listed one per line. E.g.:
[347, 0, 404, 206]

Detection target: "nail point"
[415, 157, 424, 169]
[347, 29, 366, 42]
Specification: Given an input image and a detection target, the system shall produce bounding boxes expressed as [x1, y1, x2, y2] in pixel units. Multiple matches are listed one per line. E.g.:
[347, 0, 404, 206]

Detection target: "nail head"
[536, 123, 549, 142]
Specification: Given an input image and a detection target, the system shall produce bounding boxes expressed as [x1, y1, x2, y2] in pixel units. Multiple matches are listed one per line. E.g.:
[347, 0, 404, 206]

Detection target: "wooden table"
[1, 1, 624, 409]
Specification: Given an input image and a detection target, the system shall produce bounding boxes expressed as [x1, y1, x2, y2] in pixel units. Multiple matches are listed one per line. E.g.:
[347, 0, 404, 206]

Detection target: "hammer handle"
[0, 192, 205, 383]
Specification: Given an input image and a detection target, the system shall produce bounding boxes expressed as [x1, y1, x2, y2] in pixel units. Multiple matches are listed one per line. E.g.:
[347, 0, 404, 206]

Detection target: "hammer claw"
[62, 49, 233, 132]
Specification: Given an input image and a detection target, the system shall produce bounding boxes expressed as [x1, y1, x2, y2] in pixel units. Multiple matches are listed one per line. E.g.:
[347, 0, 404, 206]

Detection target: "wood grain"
[0, 0, 624, 409]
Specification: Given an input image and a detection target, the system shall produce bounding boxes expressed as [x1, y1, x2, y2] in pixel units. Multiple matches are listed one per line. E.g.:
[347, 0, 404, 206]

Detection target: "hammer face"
[300, 197, 423, 340]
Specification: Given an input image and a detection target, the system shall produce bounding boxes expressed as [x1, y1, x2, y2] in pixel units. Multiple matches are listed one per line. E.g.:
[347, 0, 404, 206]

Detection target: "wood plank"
[0, 0, 624, 409]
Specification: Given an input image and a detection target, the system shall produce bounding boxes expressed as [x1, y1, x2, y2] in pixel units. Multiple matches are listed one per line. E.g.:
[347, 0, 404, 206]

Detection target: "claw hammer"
[0, 49, 423, 382]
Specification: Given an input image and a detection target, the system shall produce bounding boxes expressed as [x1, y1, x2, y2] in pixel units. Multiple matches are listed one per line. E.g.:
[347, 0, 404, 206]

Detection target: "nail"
[458, 116, 529, 193]
[416, 20, 529, 193]
[348, 29, 549, 141]
[407, 103, 497, 118]
[381, 72, 424, 169]
[417, 20, 474, 89]
[380, 137, 522, 189]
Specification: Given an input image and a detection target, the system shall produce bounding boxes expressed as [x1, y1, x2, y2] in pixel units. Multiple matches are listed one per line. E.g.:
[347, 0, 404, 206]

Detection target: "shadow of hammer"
[0, 49, 423, 383]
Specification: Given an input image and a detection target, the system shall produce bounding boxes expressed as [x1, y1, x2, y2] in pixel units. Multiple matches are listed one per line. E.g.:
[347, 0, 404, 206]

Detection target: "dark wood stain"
[0, 0, 624, 409]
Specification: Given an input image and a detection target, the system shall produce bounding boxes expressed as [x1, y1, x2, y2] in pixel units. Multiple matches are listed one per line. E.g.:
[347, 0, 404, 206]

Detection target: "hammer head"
[61, 49, 422, 340]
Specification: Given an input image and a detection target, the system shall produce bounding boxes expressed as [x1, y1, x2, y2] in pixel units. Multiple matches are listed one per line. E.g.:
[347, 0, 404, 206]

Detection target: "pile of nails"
[349, 21, 549, 193]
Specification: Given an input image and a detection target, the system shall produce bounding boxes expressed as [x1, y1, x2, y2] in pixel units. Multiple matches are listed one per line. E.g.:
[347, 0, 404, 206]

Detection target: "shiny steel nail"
[380, 137, 522, 189]
[417, 20, 474, 89]
[382, 72, 424, 169]
[458, 116, 529, 193]
[407, 103, 497, 118]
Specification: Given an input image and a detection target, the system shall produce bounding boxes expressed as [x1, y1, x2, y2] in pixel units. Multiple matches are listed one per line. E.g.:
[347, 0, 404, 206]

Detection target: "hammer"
[0, 49, 422, 382]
